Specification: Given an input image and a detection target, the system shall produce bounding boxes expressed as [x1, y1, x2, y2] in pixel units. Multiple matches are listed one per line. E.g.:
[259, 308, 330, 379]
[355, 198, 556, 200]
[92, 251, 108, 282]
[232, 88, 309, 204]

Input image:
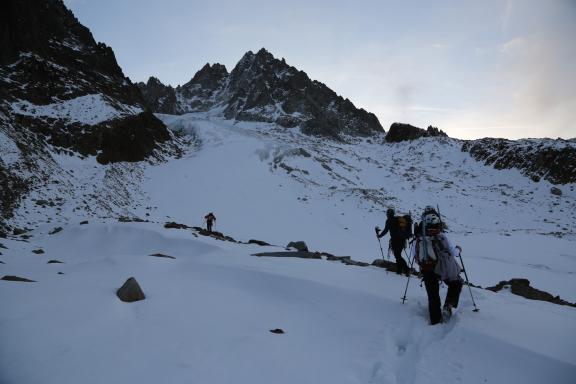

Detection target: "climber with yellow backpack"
[376, 208, 412, 275]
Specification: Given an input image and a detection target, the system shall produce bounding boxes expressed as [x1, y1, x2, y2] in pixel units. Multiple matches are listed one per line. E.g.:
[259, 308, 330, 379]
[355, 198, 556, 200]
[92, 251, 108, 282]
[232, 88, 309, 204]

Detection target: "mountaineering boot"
[442, 303, 453, 322]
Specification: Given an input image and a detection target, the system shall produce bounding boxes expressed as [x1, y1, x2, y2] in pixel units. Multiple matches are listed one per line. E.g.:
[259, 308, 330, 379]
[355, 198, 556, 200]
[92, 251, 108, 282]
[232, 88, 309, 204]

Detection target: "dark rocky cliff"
[0, 0, 172, 161]
[0, 0, 174, 231]
[462, 138, 576, 185]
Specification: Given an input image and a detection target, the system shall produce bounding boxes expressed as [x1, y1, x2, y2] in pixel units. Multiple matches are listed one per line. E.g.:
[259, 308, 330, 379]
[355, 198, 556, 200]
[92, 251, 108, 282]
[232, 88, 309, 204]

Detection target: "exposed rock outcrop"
[136, 77, 178, 114]
[149, 253, 176, 259]
[287, 241, 309, 252]
[486, 278, 575, 307]
[1, 275, 36, 282]
[462, 138, 576, 184]
[385, 123, 448, 143]
[252, 251, 321, 259]
[0, 0, 175, 230]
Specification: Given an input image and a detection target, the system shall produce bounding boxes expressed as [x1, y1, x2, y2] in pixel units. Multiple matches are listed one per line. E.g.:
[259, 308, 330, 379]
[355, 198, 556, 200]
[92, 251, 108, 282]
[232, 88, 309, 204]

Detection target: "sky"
[63, 0, 576, 140]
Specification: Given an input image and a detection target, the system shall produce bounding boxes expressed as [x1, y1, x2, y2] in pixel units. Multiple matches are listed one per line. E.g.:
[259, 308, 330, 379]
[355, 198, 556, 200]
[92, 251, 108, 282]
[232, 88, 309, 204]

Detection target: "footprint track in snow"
[368, 302, 462, 384]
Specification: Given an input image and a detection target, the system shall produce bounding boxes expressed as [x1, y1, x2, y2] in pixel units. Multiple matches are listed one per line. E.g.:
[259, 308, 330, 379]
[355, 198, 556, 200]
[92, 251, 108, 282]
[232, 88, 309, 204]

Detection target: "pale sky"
[64, 0, 576, 140]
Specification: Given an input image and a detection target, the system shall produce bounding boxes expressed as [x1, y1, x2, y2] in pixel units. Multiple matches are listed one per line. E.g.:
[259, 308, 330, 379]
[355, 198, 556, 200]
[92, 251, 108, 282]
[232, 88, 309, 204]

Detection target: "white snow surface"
[1, 222, 574, 384]
[1, 112, 575, 383]
[10, 94, 142, 125]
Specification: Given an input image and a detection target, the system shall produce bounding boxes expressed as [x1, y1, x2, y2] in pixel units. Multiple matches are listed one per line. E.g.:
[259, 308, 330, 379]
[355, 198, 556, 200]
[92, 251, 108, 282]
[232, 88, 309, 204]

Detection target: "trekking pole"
[375, 227, 385, 260]
[401, 241, 417, 304]
[403, 247, 412, 265]
[375, 227, 389, 275]
[458, 249, 480, 312]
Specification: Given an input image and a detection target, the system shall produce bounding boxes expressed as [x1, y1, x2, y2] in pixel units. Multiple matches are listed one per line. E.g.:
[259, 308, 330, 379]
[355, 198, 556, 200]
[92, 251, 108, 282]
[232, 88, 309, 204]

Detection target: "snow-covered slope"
[1, 3, 575, 381]
[139, 113, 575, 297]
[1, 110, 575, 383]
[1, 220, 575, 384]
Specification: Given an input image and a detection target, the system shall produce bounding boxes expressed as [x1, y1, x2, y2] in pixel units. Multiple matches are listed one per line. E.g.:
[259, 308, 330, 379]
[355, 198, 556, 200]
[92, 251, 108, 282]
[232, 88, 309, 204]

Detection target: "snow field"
[1, 222, 574, 384]
[144, 114, 576, 301]
[2, 112, 575, 384]
[10, 94, 142, 125]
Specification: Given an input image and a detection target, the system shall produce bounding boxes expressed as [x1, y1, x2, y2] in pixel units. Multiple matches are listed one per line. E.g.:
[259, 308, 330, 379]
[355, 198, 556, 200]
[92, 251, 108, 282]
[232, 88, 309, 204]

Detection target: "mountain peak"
[140, 49, 384, 138]
[146, 76, 165, 87]
[255, 47, 274, 62]
[189, 63, 228, 85]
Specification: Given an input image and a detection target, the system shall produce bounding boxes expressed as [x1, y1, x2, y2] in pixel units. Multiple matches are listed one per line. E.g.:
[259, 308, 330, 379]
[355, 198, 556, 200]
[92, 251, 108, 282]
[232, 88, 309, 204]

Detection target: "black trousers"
[423, 270, 463, 325]
[207, 222, 213, 232]
[390, 239, 409, 275]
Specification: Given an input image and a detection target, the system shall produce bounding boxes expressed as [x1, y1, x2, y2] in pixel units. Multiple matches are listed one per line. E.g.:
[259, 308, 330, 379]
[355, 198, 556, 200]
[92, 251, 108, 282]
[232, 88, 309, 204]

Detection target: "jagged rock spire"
[139, 48, 384, 138]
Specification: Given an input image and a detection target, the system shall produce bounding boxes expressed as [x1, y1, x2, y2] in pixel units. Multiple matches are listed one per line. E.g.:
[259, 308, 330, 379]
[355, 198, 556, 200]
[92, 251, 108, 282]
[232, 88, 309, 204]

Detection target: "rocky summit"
[138, 48, 384, 139]
[385, 122, 448, 143]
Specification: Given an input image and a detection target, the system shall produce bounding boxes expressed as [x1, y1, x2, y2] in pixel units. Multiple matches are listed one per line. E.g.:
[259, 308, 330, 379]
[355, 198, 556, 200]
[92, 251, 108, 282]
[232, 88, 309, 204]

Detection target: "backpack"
[416, 213, 443, 269]
[391, 214, 413, 239]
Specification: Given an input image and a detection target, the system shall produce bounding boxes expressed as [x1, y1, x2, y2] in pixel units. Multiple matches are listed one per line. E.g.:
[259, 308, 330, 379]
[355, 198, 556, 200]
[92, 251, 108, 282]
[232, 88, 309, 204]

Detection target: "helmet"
[423, 205, 436, 215]
[386, 208, 395, 217]
[424, 213, 441, 227]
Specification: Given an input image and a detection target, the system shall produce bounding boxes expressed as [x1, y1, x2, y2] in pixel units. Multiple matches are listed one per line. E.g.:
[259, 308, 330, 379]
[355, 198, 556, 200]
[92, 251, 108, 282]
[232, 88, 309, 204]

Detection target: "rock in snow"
[287, 241, 309, 252]
[116, 277, 146, 302]
[1, 275, 36, 282]
[551, 187, 563, 196]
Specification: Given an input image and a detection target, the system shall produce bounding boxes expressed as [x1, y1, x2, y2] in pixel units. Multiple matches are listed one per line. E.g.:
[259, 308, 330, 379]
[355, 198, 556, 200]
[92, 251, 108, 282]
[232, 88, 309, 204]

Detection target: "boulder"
[49, 227, 63, 235]
[550, 187, 562, 196]
[486, 278, 575, 307]
[118, 216, 147, 223]
[13, 228, 27, 236]
[164, 221, 190, 229]
[248, 239, 271, 246]
[32, 249, 44, 254]
[2, 275, 36, 282]
[287, 241, 309, 252]
[116, 277, 146, 302]
[149, 253, 176, 259]
[253, 251, 321, 259]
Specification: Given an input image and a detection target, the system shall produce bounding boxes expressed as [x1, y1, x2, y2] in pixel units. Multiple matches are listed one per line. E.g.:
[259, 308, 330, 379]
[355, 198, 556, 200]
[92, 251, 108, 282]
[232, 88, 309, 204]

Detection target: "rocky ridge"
[138, 48, 384, 139]
[0, 0, 177, 232]
[462, 138, 576, 185]
[383, 122, 575, 185]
